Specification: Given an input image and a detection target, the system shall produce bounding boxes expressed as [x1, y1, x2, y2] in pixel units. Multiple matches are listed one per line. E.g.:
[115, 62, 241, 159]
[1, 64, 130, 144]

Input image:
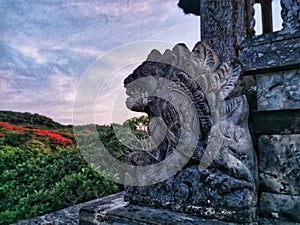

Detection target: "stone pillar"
[239, 0, 300, 223]
[280, 0, 300, 34]
[200, 0, 254, 60]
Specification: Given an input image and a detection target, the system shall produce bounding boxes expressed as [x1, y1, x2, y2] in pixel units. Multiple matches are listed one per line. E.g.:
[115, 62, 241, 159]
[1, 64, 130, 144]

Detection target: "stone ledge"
[13, 193, 124, 225]
[239, 34, 300, 74]
[260, 192, 300, 222]
[79, 192, 300, 225]
[14, 192, 300, 225]
[80, 193, 256, 225]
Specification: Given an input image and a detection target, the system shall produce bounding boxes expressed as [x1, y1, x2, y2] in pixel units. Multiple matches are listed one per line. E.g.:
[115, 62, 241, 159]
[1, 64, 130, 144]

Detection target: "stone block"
[259, 135, 300, 195]
[239, 31, 300, 73]
[260, 192, 300, 222]
[256, 70, 300, 111]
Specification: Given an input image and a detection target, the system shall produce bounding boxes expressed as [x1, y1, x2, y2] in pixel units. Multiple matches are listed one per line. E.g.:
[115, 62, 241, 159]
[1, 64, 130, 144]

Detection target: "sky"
[0, 0, 200, 125]
[0, 0, 283, 125]
[254, 0, 282, 34]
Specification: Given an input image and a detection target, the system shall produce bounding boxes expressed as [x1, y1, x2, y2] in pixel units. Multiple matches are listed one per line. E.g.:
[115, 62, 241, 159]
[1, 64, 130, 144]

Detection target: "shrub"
[0, 116, 148, 224]
[0, 147, 119, 224]
[21, 139, 51, 153]
[35, 129, 73, 146]
[2, 131, 31, 147]
[0, 122, 27, 133]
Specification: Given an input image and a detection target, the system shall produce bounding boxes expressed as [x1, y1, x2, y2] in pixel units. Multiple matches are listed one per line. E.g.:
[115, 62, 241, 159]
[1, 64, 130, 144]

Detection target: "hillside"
[0, 111, 124, 225]
[0, 111, 68, 129]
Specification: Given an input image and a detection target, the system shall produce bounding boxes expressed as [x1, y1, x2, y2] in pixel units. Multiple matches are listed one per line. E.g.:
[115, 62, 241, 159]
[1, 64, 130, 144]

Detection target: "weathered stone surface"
[80, 192, 126, 225]
[125, 165, 257, 223]
[200, 0, 251, 60]
[260, 192, 300, 222]
[80, 192, 257, 225]
[259, 135, 300, 195]
[256, 70, 300, 111]
[123, 42, 258, 223]
[259, 218, 300, 225]
[280, 0, 300, 34]
[239, 31, 300, 74]
[253, 110, 300, 135]
[14, 194, 113, 225]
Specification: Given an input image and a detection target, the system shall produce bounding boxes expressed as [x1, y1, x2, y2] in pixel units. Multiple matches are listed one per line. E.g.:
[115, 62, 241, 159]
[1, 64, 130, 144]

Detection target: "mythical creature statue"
[123, 42, 258, 223]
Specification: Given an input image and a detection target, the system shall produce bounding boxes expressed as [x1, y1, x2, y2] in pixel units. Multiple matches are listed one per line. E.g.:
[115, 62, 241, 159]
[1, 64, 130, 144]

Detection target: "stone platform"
[79, 192, 300, 225]
[80, 192, 300, 225]
[79, 192, 256, 225]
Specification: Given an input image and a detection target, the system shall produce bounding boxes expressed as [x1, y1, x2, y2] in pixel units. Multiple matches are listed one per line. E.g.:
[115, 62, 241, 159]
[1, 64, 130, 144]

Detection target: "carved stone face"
[125, 80, 149, 112]
[124, 63, 161, 113]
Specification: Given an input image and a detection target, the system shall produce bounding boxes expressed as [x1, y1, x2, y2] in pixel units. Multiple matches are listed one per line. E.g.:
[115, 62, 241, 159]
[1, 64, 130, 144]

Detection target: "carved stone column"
[200, 0, 254, 60]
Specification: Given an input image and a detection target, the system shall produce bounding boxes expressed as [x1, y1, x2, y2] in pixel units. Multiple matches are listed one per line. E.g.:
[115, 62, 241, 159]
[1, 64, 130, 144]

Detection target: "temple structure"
[80, 1, 300, 224]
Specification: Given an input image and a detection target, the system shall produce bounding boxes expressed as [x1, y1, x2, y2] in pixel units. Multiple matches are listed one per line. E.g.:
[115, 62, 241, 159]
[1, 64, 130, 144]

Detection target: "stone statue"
[123, 42, 258, 223]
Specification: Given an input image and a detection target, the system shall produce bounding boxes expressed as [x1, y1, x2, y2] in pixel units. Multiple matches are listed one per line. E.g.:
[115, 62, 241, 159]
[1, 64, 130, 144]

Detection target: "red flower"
[0, 122, 27, 133]
[34, 129, 72, 146]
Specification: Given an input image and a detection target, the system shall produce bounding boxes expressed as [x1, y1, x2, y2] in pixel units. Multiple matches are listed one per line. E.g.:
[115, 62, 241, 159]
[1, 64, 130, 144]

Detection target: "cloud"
[17, 46, 47, 64]
[1, 0, 199, 124]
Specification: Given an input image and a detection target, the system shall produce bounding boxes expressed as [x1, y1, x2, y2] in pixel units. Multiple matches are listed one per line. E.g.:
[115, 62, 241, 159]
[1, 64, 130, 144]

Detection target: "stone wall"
[238, 0, 300, 222]
[199, 0, 300, 223]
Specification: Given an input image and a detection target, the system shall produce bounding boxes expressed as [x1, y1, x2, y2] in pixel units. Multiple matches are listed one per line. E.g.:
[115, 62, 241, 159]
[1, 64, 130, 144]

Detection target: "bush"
[0, 115, 148, 224]
[0, 147, 119, 224]
[2, 131, 31, 147]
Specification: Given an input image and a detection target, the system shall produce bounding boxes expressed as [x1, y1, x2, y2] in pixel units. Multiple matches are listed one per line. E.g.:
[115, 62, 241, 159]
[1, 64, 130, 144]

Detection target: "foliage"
[21, 139, 51, 154]
[126, 115, 148, 134]
[0, 111, 65, 129]
[0, 147, 117, 224]
[0, 112, 148, 224]
[98, 125, 129, 162]
[35, 129, 72, 146]
[1, 131, 31, 147]
[0, 122, 27, 133]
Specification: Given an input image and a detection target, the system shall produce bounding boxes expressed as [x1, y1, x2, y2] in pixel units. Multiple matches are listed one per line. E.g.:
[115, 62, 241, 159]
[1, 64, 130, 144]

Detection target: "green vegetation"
[0, 111, 147, 224]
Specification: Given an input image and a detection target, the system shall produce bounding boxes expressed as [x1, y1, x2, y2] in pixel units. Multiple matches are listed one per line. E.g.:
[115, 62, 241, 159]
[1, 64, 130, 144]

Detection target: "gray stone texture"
[256, 70, 300, 111]
[123, 42, 258, 223]
[79, 193, 300, 225]
[239, 31, 300, 74]
[80, 193, 257, 225]
[259, 134, 300, 195]
[260, 218, 300, 225]
[200, 0, 251, 60]
[260, 192, 300, 222]
[14, 194, 115, 225]
[280, 0, 300, 34]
